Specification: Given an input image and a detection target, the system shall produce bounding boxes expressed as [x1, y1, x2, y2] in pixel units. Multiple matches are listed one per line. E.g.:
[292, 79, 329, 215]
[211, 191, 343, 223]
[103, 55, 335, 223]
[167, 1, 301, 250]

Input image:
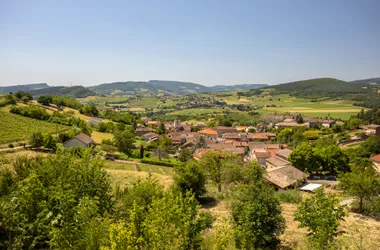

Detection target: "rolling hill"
[0, 83, 49, 94]
[89, 80, 267, 96]
[29, 86, 95, 98]
[265, 78, 370, 98]
[350, 77, 380, 85]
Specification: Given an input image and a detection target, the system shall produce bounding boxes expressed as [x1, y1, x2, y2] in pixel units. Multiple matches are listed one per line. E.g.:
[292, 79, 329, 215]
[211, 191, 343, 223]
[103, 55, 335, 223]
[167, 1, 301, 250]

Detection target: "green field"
[0, 110, 69, 144]
[78, 91, 364, 121]
[105, 161, 174, 189]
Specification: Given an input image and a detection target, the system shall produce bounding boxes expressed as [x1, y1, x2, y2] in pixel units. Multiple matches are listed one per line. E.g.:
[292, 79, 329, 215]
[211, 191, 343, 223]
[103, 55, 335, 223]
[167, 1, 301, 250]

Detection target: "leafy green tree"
[345, 117, 361, 130]
[178, 149, 193, 162]
[231, 162, 285, 249]
[294, 188, 346, 249]
[295, 113, 304, 124]
[332, 124, 342, 133]
[37, 95, 53, 106]
[317, 145, 350, 174]
[194, 136, 207, 149]
[157, 122, 166, 135]
[113, 127, 136, 156]
[0, 149, 112, 249]
[289, 142, 319, 173]
[174, 161, 206, 199]
[154, 146, 168, 160]
[339, 158, 380, 213]
[4, 94, 17, 105]
[44, 133, 57, 151]
[29, 131, 44, 149]
[199, 150, 243, 192]
[358, 135, 380, 157]
[139, 144, 145, 159]
[102, 143, 117, 156]
[277, 128, 293, 143]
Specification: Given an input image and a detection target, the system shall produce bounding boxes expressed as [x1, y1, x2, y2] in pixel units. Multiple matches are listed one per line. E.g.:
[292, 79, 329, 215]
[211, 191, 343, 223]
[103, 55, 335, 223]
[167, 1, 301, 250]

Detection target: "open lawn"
[0, 109, 69, 144]
[91, 131, 113, 143]
[105, 160, 173, 189]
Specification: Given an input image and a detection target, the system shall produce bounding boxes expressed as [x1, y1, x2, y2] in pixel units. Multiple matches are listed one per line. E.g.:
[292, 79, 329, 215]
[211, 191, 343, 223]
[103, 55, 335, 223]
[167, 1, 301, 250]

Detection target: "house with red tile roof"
[370, 154, 380, 172]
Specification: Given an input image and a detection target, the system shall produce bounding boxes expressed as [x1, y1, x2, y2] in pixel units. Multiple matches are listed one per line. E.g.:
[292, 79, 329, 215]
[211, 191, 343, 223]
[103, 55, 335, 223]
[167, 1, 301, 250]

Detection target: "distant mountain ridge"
[89, 80, 268, 96]
[350, 77, 380, 85]
[0, 83, 49, 94]
[29, 86, 95, 98]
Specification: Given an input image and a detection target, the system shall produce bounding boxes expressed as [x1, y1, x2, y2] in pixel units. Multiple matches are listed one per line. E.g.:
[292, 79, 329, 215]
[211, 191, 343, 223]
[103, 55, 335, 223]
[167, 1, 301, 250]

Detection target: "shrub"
[275, 189, 303, 204]
[140, 158, 178, 167]
[8, 144, 14, 148]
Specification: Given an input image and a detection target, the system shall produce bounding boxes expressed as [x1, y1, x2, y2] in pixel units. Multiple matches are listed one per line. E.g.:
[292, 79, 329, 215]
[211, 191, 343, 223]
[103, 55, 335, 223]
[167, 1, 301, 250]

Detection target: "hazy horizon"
[1, 0, 380, 87]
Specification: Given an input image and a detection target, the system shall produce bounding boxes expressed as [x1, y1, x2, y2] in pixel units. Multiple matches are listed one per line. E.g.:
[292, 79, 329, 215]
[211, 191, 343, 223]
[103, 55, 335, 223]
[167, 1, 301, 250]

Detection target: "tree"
[231, 162, 285, 249]
[178, 149, 192, 162]
[194, 136, 207, 149]
[338, 158, 380, 213]
[29, 131, 44, 149]
[37, 95, 53, 106]
[44, 133, 57, 151]
[295, 113, 304, 124]
[294, 188, 346, 249]
[0, 149, 112, 249]
[199, 150, 242, 192]
[346, 117, 361, 130]
[101, 143, 117, 156]
[277, 128, 293, 143]
[358, 135, 380, 157]
[139, 144, 145, 159]
[157, 122, 166, 135]
[154, 146, 168, 160]
[289, 142, 319, 173]
[174, 161, 206, 199]
[316, 145, 350, 174]
[113, 127, 135, 156]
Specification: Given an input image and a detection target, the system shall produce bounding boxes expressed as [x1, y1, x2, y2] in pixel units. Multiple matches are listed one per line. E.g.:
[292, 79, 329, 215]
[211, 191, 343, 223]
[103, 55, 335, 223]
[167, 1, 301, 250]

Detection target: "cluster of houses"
[64, 117, 380, 191]
[274, 118, 340, 129]
[137, 119, 309, 190]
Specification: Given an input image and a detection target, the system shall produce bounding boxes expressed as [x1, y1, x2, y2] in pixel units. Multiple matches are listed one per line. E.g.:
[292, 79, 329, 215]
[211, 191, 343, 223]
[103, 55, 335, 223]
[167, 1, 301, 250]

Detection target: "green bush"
[275, 189, 303, 204]
[8, 144, 14, 148]
[141, 158, 178, 167]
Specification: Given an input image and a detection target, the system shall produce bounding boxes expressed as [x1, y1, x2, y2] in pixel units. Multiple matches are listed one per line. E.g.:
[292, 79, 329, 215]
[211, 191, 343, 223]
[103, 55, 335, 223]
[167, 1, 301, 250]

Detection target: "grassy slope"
[0, 109, 69, 144]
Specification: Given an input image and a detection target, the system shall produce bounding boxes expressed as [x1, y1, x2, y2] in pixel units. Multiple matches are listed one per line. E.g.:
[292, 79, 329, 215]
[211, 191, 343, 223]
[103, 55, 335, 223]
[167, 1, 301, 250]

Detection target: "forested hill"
[266, 78, 370, 98]
[0, 83, 49, 94]
[350, 77, 380, 85]
[29, 86, 95, 98]
[89, 80, 268, 96]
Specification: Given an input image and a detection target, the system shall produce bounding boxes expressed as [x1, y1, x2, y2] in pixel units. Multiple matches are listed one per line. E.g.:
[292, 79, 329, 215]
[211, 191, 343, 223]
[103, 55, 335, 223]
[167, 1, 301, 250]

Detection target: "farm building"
[264, 165, 308, 189]
[365, 124, 380, 136]
[63, 133, 95, 149]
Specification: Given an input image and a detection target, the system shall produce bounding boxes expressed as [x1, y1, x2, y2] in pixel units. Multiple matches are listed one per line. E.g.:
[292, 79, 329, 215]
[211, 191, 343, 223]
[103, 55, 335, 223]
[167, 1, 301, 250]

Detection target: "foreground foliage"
[231, 162, 285, 249]
[294, 188, 346, 249]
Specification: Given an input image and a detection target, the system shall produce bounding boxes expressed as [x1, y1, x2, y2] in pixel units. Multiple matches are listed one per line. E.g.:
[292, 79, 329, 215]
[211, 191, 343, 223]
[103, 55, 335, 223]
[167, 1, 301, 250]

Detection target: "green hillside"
[0, 83, 49, 94]
[350, 77, 380, 85]
[89, 80, 268, 96]
[0, 110, 69, 144]
[29, 86, 95, 98]
[267, 78, 370, 98]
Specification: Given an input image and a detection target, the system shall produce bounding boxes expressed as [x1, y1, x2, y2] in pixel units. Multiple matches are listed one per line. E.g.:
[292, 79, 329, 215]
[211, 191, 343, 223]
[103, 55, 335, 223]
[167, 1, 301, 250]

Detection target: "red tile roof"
[371, 154, 380, 163]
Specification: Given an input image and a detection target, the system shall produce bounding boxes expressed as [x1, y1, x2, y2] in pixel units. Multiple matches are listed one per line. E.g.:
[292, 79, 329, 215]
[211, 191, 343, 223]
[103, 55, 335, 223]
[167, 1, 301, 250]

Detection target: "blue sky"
[1, 0, 379, 86]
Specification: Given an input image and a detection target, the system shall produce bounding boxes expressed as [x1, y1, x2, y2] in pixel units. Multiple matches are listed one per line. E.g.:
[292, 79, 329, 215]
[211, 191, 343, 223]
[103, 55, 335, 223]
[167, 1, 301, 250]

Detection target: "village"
[60, 115, 380, 193]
